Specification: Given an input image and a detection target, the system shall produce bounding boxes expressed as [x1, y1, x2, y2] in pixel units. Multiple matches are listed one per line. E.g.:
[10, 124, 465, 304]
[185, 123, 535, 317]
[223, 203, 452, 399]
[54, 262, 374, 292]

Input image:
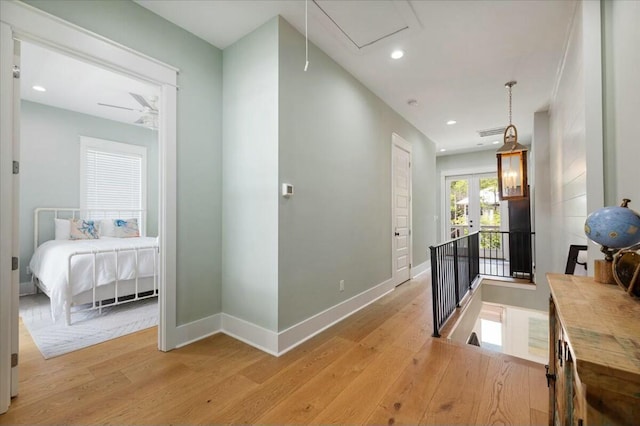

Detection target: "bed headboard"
[33, 208, 147, 248]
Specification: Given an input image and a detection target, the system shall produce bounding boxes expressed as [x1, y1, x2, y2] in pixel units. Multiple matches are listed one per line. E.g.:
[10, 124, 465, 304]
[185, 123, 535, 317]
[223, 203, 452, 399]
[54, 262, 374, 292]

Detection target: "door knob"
[395, 232, 400, 236]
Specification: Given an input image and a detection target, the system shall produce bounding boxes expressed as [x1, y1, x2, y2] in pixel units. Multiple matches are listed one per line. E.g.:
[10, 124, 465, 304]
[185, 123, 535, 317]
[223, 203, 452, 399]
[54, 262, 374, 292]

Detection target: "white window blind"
[85, 149, 142, 210]
[80, 136, 147, 226]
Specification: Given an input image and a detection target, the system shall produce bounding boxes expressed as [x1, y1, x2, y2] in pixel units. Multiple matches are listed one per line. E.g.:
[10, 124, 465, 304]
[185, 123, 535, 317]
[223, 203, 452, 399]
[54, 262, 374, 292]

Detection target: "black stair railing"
[429, 232, 480, 337]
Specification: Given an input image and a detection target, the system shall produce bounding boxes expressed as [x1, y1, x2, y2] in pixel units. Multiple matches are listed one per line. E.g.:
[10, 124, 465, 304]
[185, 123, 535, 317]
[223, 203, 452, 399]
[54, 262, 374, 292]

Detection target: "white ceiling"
[135, 0, 577, 155]
[20, 41, 159, 129]
[20, 1, 576, 154]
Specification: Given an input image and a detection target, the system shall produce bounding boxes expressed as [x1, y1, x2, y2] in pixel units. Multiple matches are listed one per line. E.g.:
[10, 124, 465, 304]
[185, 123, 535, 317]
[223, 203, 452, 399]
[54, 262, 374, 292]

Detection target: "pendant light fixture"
[496, 81, 528, 201]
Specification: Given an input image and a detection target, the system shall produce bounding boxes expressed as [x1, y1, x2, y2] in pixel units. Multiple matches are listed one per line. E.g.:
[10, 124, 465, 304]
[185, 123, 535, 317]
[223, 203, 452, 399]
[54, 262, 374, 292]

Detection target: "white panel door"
[392, 139, 411, 286]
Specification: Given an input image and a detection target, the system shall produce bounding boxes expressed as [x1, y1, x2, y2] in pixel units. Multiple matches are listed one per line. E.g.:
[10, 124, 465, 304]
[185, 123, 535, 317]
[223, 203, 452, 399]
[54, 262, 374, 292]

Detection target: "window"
[80, 136, 147, 229]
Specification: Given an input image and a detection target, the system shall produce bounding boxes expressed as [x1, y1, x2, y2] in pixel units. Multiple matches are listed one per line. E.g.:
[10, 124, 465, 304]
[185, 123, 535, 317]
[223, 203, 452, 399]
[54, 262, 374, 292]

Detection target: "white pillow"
[100, 219, 116, 237]
[54, 218, 71, 240]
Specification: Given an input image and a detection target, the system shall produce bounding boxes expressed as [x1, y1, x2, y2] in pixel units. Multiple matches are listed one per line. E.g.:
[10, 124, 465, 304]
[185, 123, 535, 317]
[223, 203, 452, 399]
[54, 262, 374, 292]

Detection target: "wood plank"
[530, 408, 548, 426]
[420, 343, 490, 425]
[5, 274, 555, 425]
[365, 338, 456, 425]
[473, 356, 531, 425]
[528, 365, 548, 414]
[255, 342, 379, 424]
[309, 346, 414, 424]
[0, 371, 130, 425]
[211, 336, 355, 424]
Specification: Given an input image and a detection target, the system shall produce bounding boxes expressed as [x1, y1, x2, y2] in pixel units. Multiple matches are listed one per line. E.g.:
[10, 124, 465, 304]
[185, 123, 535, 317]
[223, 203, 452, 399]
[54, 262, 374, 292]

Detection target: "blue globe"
[584, 204, 640, 249]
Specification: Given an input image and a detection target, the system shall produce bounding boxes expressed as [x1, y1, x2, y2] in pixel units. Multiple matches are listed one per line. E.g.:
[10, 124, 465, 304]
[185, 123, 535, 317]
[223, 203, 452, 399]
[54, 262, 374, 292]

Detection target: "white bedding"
[29, 237, 158, 321]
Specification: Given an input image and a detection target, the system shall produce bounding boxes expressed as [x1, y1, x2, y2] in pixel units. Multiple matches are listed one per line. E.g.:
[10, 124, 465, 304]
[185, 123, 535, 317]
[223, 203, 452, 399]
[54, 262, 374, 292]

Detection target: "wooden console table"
[547, 273, 640, 425]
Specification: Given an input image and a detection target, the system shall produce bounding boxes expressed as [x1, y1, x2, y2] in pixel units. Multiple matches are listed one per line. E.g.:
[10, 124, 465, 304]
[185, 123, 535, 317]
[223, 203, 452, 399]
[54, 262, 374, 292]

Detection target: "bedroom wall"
[222, 18, 280, 331]
[24, 0, 224, 325]
[277, 17, 436, 330]
[19, 100, 158, 285]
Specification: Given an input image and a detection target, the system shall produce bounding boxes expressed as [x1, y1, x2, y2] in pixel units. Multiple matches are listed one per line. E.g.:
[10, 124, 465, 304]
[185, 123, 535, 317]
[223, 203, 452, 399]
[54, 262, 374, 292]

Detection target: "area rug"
[20, 293, 158, 359]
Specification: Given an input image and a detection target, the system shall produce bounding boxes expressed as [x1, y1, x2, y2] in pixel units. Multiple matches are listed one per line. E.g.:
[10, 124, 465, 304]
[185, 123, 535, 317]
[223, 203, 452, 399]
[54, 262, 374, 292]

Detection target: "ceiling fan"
[98, 92, 159, 129]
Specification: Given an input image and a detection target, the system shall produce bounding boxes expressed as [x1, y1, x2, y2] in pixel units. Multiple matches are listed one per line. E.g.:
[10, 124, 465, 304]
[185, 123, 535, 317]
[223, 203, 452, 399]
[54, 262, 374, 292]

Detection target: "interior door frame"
[391, 133, 412, 285]
[0, 1, 179, 412]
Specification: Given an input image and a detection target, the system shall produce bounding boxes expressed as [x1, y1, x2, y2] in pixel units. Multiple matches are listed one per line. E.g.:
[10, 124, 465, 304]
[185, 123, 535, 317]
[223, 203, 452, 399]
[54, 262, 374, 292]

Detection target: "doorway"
[0, 1, 177, 413]
[392, 133, 412, 286]
[444, 172, 508, 258]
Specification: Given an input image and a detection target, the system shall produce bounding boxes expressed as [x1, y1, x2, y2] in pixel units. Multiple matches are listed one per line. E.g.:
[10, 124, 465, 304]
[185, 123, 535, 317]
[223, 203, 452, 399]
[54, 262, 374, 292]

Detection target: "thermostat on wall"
[282, 183, 294, 197]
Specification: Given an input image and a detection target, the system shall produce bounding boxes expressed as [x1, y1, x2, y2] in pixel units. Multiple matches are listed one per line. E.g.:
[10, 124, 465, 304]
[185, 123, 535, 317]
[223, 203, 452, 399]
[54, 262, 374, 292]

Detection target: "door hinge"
[409, 229, 411, 235]
[12, 257, 19, 271]
[12, 65, 20, 79]
[13, 160, 19, 174]
[11, 353, 18, 367]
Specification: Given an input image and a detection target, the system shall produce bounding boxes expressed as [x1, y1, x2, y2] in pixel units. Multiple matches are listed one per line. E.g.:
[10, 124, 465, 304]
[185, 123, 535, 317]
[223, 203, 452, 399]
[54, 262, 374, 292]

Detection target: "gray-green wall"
[277, 18, 436, 330]
[25, 0, 224, 324]
[222, 18, 280, 331]
[19, 100, 158, 284]
[223, 17, 436, 332]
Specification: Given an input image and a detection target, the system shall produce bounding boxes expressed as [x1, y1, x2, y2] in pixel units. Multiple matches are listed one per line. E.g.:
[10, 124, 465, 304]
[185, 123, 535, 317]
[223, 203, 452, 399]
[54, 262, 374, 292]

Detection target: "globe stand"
[594, 246, 617, 284]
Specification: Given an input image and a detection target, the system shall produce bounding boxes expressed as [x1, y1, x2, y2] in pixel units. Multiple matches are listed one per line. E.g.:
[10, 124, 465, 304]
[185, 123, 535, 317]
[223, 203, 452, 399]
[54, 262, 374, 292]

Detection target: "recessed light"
[440, 148, 447, 152]
[32, 85, 46, 92]
[391, 50, 404, 59]
[492, 140, 500, 145]
[446, 120, 457, 125]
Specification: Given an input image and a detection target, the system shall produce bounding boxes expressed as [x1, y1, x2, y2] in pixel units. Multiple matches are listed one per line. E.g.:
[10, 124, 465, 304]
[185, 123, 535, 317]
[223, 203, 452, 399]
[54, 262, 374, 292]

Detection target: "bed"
[29, 208, 159, 325]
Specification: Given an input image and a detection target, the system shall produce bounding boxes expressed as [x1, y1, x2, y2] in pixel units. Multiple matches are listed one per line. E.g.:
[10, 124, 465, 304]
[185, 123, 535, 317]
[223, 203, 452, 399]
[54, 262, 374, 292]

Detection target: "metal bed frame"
[33, 208, 159, 325]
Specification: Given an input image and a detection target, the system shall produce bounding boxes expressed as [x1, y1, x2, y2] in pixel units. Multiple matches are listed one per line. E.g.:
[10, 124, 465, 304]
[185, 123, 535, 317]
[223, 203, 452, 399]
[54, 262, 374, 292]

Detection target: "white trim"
[0, 1, 179, 85]
[0, 0, 179, 369]
[0, 20, 15, 415]
[391, 133, 412, 286]
[174, 313, 222, 349]
[158, 277, 397, 357]
[411, 261, 431, 279]
[277, 277, 395, 355]
[221, 314, 279, 356]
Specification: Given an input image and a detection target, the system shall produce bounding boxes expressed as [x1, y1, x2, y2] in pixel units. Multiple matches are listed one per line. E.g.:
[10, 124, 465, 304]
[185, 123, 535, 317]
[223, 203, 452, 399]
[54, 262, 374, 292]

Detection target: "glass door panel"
[446, 173, 507, 257]
[448, 177, 470, 239]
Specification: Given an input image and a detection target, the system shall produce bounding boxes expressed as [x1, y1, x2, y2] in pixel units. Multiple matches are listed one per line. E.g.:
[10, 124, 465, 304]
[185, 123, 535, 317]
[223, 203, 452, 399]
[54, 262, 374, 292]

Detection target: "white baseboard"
[172, 278, 397, 357]
[221, 313, 279, 356]
[174, 313, 222, 349]
[411, 260, 431, 278]
[277, 277, 395, 355]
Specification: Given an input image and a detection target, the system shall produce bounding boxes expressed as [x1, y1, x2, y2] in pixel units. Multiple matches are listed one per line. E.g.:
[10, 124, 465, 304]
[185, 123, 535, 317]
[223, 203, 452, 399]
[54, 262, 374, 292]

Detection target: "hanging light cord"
[304, 0, 309, 71]
[508, 84, 512, 125]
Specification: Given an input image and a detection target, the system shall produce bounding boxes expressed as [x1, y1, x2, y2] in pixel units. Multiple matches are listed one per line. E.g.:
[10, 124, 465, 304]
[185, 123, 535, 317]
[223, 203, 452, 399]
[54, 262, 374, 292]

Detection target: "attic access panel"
[313, 0, 421, 53]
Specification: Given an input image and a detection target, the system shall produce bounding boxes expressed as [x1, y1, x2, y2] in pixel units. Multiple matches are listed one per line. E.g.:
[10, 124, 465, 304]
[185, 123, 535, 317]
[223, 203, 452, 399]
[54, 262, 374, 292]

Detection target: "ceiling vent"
[312, 0, 421, 54]
[477, 126, 507, 138]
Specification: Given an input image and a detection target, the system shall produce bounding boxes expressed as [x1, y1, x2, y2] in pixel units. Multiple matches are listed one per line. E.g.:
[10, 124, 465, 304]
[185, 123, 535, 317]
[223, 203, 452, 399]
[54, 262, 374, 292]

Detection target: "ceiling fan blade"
[97, 102, 135, 111]
[130, 92, 156, 111]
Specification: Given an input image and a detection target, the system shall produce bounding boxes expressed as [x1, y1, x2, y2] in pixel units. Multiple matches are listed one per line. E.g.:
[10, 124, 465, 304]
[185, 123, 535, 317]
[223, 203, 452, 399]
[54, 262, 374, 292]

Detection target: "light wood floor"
[0, 274, 549, 425]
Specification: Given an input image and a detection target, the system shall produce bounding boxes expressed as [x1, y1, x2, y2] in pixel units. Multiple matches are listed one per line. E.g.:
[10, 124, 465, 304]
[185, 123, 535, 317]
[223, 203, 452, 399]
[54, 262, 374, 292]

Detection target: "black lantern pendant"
[497, 81, 528, 201]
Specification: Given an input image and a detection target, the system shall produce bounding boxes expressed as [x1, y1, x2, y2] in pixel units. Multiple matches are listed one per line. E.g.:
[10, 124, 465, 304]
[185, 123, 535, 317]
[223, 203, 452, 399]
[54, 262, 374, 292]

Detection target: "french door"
[445, 173, 506, 257]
